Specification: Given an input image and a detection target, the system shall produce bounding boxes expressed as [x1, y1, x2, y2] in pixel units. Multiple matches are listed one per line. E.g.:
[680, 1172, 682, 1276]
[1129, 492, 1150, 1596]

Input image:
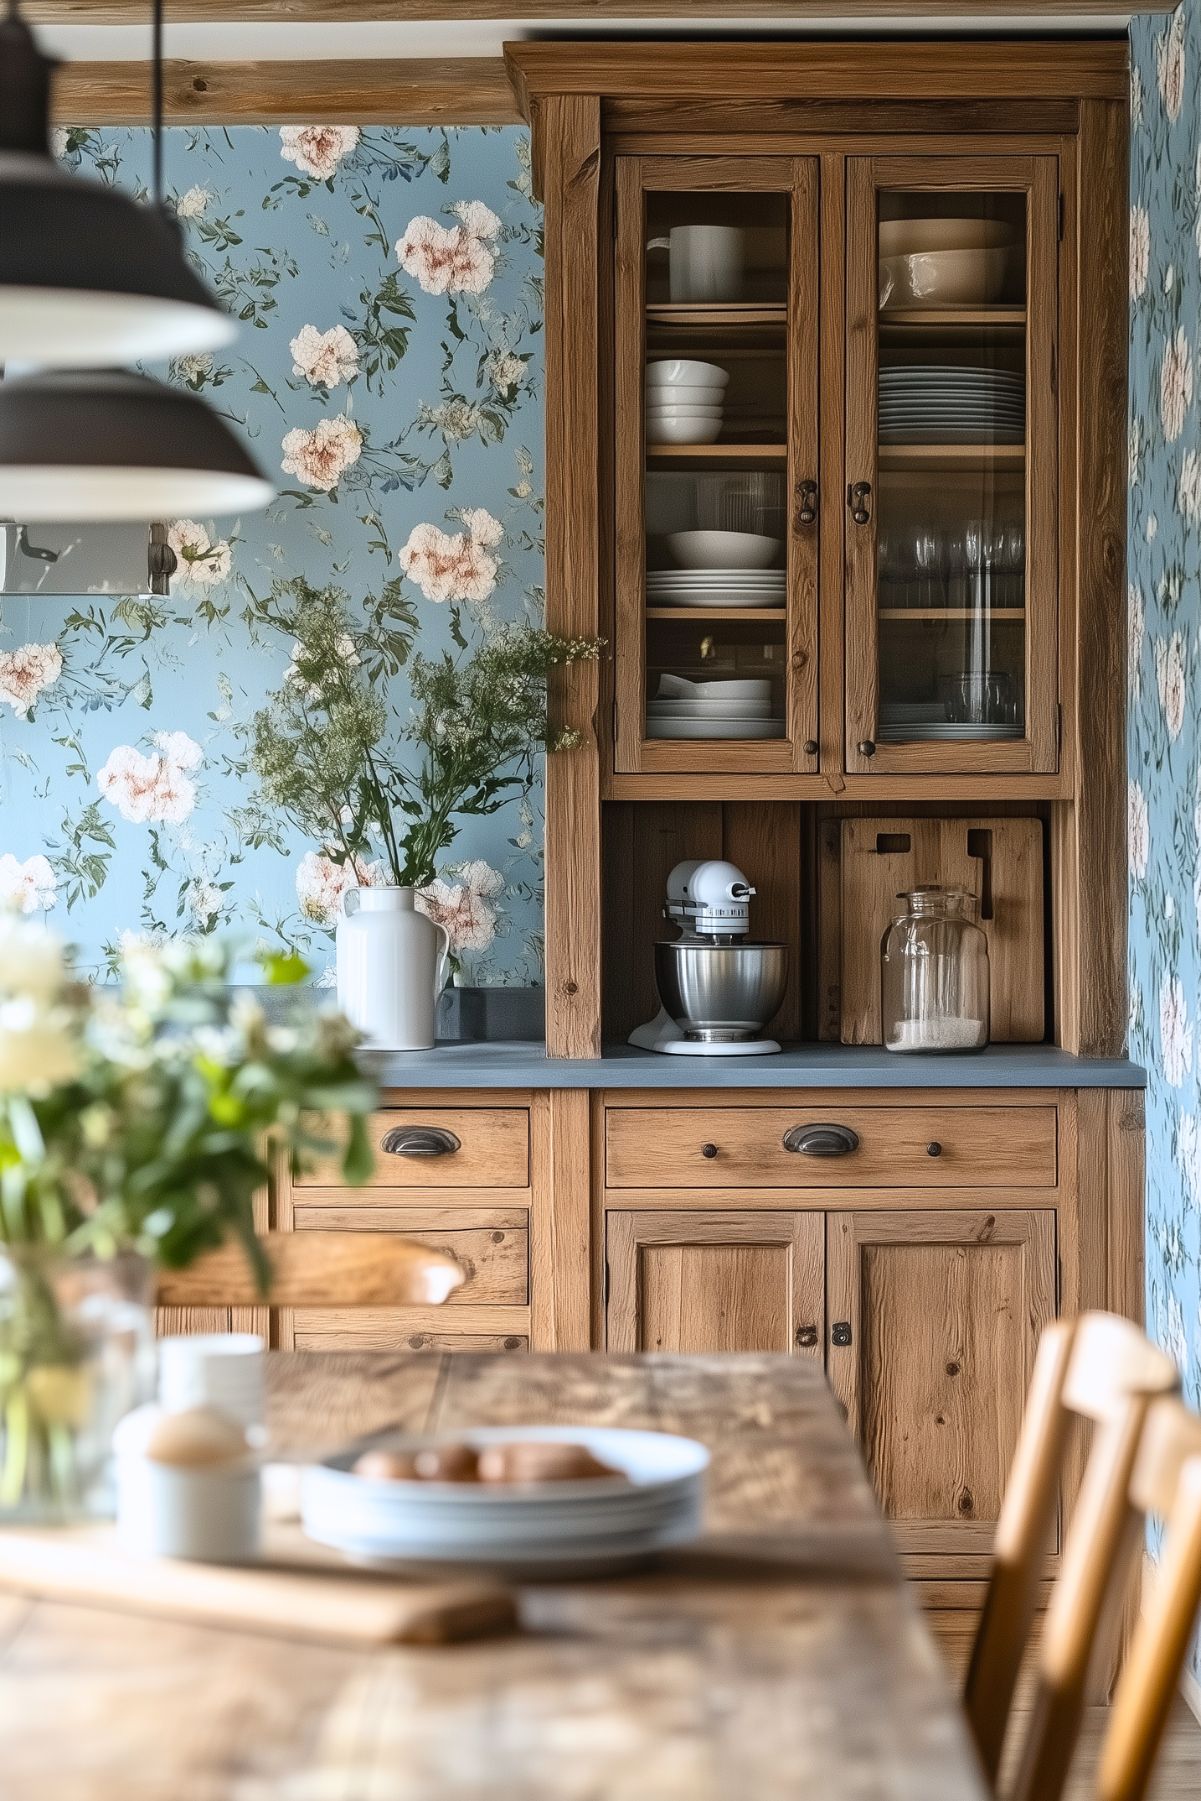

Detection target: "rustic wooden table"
[0, 1352, 987, 1799]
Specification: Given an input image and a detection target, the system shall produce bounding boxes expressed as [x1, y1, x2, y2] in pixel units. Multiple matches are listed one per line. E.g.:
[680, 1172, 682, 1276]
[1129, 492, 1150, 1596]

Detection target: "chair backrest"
[963, 1311, 1179, 1791]
[156, 1231, 465, 1308]
[1095, 1396, 1201, 1801]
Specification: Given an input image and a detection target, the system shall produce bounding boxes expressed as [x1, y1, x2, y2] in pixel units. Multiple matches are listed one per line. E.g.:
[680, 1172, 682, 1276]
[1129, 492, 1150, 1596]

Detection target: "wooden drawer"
[291, 1321, 529, 1353]
[604, 1104, 1058, 1189]
[297, 1108, 529, 1190]
[290, 1206, 530, 1306]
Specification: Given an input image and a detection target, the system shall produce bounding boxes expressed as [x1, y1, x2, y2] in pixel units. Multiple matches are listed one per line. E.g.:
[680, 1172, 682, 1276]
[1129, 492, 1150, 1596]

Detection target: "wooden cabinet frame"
[508, 38, 1127, 1061]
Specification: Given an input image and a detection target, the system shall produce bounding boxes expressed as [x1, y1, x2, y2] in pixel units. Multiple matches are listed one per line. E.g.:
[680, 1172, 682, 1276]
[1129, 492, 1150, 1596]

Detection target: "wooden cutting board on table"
[0, 1517, 518, 1647]
[817, 816, 1045, 1044]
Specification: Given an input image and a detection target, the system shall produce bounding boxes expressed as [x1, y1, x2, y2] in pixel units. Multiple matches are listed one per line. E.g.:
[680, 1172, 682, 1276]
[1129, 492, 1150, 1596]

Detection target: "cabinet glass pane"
[642, 190, 790, 744]
[875, 190, 1027, 749]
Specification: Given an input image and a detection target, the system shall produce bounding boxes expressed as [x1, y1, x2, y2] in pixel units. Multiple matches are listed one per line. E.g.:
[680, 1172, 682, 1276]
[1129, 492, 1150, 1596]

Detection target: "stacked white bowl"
[646, 358, 729, 446]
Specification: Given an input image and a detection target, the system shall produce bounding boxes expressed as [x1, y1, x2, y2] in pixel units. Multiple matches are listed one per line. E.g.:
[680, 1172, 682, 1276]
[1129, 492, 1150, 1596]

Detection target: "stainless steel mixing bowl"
[654, 940, 789, 1042]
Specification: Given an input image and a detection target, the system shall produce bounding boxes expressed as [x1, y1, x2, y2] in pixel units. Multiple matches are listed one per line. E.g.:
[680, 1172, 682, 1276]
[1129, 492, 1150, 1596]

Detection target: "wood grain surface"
[0, 1352, 988, 1800]
[26, 0, 1159, 19]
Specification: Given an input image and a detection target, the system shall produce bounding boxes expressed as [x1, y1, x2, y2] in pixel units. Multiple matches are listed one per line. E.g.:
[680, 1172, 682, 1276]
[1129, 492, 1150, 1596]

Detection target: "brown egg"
[352, 1448, 420, 1482]
[413, 1443, 481, 1483]
[476, 1442, 622, 1486]
[143, 1405, 249, 1469]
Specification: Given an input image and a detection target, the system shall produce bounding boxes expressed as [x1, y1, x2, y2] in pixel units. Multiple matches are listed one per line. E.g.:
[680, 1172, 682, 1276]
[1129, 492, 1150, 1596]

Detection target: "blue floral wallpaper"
[0, 124, 546, 983]
[1129, 2, 1201, 1672]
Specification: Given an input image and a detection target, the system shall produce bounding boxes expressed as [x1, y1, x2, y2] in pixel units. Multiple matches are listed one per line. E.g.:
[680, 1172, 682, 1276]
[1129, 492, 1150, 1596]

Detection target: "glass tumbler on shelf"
[881, 886, 990, 1054]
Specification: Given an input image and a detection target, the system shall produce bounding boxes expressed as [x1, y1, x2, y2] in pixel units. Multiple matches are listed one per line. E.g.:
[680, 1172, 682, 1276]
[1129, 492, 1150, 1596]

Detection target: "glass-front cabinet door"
[613, 157, 819, 774]
[844, 155, 1060, 776]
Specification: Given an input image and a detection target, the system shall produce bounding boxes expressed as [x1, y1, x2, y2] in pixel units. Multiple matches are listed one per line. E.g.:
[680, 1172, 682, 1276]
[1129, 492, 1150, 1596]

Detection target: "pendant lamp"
[0, 1, 273, 521]
[0, 0, 236, 365]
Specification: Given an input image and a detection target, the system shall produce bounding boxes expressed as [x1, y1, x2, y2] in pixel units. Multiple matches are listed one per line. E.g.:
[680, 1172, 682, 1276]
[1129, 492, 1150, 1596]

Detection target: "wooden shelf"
[646, 302, 787, 328]
[646, 606, 787, 622]
[646, 443, 789, 461]
[878, 607, 1026, 620]
[878, 306, 1027, 328]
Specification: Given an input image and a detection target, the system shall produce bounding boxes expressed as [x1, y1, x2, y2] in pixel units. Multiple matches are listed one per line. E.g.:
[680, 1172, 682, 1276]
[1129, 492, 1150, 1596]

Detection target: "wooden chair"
[156, 1231, 465, 1309]
[964, 1312, 1179, 1792]
[1094, 1396, 1201, 1801]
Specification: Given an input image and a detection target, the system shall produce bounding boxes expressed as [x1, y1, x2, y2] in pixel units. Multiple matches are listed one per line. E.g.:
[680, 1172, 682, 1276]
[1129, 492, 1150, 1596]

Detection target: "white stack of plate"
[647, 675, 783, 739]
[879, 366, 1025, 444]
[301, 1425, 709, 1574]
[646, 358, 729, 446]
[647, 569, 786, 611]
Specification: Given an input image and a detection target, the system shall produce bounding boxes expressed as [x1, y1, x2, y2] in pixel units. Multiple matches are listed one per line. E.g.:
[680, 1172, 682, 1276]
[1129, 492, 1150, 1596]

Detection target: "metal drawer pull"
[783, 1123, 861, 1158]
[831, 1322, 853, 1348]
[927, 1141, 943, 1158]
[380, 1125, 462, 1158]
[701, 1142, 719, 1160]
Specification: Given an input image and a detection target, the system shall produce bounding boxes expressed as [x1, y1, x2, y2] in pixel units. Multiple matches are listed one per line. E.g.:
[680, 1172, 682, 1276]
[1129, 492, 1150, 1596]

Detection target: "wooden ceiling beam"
[53, 57, 521, 124]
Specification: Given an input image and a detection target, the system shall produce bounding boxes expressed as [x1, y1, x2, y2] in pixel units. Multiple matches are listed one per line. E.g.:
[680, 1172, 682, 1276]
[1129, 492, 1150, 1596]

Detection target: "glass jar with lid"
[881, 886, 990, 1054]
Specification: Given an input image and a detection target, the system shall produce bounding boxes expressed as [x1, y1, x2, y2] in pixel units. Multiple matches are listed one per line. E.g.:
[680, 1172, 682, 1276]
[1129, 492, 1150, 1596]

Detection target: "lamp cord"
[152, 0, 163, 204]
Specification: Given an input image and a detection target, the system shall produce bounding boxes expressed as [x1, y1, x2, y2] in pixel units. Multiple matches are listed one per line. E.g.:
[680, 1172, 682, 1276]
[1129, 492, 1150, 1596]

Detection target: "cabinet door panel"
[827, 1209, 1055, 1558]
[844, 154, 1060, 776]
[606, 1210, 823, 1355]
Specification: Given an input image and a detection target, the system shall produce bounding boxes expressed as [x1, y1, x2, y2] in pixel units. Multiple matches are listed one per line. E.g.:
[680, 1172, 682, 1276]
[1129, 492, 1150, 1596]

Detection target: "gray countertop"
[358, 1041, 1146, 1090]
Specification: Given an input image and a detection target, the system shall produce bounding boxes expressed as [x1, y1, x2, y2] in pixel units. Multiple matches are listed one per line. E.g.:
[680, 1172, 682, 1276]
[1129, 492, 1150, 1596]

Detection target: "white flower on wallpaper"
[187, 880, 223, 929]
[487, 352, 529, 399]
[280, 414, 363, 490]
[97, 731, 203, 826]
[1180, 447, 1201, 521]
[1154, 631, 1187, 740]
[1179, 1115, 1201, 1214]
[289, 323, 359, 389]
[1158, 1292, 1191, 1383]
[1131, 204, 1151, 300]
[168, 519, 233, 589]
[0, 642, 63, 719]
[1160, 327, 1194, 442]
[279, 125, 360, 182]
[1129, 582, 1145, 696]
[172, 351, 215, 387]
[295, 850, 379, 925]
[1161, 975, 1196, 1088]
[0, 854, 57, 914]
[398, 509, 503, 604]
[1156, 8, 1187, 124]
[286, 631, 359, 697]
[417, 859, 504, 954]
[1129, 779, 1151, 880]
[174, 185, 211, 219]
[396, 200, 501, 297]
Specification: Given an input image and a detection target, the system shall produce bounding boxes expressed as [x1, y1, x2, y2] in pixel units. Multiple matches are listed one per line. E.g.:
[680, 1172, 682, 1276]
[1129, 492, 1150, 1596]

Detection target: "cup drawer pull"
[379, 1126, 462, 1158]
[783, 1124, 861, 1158]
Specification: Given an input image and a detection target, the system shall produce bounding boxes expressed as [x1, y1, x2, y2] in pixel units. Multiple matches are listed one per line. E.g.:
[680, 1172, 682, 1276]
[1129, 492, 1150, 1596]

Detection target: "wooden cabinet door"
[606, 1210, 824, 1356]
[613, 154, 820, 777]
[826, 1209, 1055, 1565]
[844, 153, 1060, 777]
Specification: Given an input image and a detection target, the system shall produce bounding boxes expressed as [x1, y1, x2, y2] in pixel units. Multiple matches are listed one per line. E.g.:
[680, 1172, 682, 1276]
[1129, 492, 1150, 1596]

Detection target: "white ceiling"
[37, 15, 1131, 60]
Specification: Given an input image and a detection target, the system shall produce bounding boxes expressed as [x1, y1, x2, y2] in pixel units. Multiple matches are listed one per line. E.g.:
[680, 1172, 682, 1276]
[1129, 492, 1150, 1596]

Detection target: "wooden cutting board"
[0, 1518, 518, 1647]
[818, 815, 1046, 1044]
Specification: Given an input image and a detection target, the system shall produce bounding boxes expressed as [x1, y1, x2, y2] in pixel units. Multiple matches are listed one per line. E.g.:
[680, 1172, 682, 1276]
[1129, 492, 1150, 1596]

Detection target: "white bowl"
[879, 216, 1014, 258]
[646, 359, 730, 389]
[667, 529, 781, 571]
[647, 416, 722, 445]
[648, 699, 775, 718]
[646, 385, 725, 407]
[688, 678, 771, 701]
[648, 403, 724, 420]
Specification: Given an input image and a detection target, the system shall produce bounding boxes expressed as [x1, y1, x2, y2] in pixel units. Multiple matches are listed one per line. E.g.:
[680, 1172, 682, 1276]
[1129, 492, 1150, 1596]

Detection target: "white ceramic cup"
[116, 1456, 262, 1563]
[158, 1333, 266, 1431]
[647, 226, 744, 303]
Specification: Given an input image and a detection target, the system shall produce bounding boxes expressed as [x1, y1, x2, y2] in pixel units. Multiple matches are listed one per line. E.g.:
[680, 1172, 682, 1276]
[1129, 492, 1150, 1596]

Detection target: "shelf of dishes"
[878, 519, 1025, 610]
[646, 357, 784, 448]
[644, 468, 787, 621]
[646, 672, 785, 740]
[877, 212, 1025, 314]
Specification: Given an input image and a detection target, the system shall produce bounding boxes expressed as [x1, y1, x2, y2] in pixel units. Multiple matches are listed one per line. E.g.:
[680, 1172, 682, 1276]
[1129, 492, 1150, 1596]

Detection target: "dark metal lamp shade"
[0, 157, 238, 366]
[0, 370, 274, 521]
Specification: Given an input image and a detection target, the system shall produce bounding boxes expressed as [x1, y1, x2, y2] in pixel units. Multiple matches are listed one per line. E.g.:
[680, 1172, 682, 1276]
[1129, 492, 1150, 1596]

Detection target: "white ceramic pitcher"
[336, 887, 450, 1052]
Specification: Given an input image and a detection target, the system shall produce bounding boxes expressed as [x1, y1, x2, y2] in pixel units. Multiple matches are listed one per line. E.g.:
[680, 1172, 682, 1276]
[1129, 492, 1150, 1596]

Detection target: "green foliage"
[247, 577, 601, 889]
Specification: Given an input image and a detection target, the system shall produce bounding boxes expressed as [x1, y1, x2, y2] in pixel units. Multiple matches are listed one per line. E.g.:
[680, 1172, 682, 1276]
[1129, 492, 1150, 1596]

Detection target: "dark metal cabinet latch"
[795, 479, 819, 526]
[831, 1322, 853, 1348]
[795, 1324, 819, 1349]
[847, 480, 872, 524]
[379, 1125, 462, 1158]
[783, 1123, 861, 1158]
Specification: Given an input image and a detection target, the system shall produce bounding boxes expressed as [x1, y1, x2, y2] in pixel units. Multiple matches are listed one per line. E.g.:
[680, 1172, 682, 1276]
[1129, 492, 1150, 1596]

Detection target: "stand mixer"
[629, 859, 788, 1056]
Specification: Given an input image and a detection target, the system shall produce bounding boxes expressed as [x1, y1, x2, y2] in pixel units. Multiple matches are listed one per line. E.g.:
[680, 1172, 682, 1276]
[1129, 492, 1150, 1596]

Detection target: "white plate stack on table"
[878, 365, 1025, 444]
[878, 215, 1017, 310]
[646, 358, 729, 446]
[648, 673, 784, 739]
[301, 1425, 709, 1575]
[648, 526, 786, 611]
